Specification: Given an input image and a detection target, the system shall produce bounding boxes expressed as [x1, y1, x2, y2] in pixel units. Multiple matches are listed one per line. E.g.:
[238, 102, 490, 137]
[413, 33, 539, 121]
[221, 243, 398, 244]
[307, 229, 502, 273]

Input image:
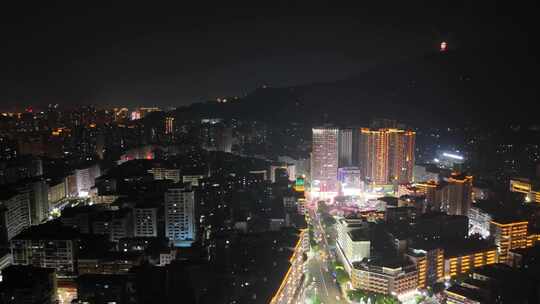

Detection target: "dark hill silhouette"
[172, 49, 537, 127]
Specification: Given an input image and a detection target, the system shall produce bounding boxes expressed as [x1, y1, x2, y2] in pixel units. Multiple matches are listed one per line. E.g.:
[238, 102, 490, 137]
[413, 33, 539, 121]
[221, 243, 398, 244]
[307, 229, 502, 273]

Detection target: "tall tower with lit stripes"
[311, 127, 339, 193]
[359, 128, 415, 185]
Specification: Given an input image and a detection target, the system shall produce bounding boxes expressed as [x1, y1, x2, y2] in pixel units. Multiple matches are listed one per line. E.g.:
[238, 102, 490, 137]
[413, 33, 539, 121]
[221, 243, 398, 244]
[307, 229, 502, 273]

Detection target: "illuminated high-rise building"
[165, 116, 175, 135]
[311, 127, 339, 192]
[441, 173, 473, 216]
[165, 187, 196, 247]
[338, 128, 354, 167]
[490, 219, 528, 263]
[388, 130, 415, 183]
[407, 247, 444, 288]
[359, 128, 416, 185]
[359, 128, 389, 185]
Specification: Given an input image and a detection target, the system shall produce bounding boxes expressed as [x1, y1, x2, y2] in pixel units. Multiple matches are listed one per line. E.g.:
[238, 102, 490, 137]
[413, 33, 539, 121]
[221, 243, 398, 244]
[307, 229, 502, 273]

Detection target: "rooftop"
[473, 199, 528, 224]
[443, 238, 497, 258]
[446, 285, 484, 302]
[12, 220, 80, 240]
[353, 256, 415, 273]
[471, 263, 519, 281]
[348, 229, 370, 242]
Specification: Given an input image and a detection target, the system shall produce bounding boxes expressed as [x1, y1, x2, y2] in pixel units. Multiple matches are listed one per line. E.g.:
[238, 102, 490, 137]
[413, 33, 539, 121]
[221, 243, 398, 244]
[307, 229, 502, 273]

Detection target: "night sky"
[1, 1, 537, 110]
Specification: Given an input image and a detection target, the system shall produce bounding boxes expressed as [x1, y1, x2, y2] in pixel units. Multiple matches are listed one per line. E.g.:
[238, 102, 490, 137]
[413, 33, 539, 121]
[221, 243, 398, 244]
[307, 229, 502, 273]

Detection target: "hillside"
[172, 49, 537, 127]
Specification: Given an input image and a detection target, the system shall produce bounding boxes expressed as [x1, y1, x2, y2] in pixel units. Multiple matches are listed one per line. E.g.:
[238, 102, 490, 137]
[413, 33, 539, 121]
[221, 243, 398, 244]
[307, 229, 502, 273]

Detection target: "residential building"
[0, 189, 31, 244]
[47, 177, 67, 207]
[11, 178, 48, 225]
[468, 206, 492, 238]
[440, 173, 473, 216]
[443, 241, 497, 279]
[407, 246, 444, 288]
[10, 222, 79, 277]
[351, 259, 417, 297]
[490, 219, 528, 263]
[445, 285, 483, 304]
[165, 187, 196, 247]
[110, 210, 133, 242]
[336, 218, 370, 274]
[75, 163, 101, 197]
[359, 128, 415, 185]
[509, 177, 540, 203]
[133, 206, 158, 237]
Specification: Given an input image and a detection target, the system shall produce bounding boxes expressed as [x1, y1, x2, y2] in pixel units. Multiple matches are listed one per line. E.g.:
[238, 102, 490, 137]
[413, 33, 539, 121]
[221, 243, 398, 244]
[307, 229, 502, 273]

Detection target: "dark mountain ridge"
[172, 49, 537, 128]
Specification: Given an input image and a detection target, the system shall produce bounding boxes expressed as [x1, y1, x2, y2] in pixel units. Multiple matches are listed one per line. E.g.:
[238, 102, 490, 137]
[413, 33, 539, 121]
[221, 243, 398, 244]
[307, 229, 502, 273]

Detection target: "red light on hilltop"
[25, 106, 33, 113]
[440, 41, 448, 52]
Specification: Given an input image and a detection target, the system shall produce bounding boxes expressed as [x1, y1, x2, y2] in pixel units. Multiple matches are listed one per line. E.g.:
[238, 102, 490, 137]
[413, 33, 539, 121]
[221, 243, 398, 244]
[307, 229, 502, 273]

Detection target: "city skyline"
[1, 2, 540, 304]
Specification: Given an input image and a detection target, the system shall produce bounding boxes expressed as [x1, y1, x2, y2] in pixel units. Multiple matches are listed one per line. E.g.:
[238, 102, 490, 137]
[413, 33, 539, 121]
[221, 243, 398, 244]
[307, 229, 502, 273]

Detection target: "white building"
[75, 164, 101, 197]
[10, 223, 79, 278]
[133, 207, 158, 237]
[468, 206, 492, 238]
[336, 218, 371, 274]
[165, 187, 196, 247]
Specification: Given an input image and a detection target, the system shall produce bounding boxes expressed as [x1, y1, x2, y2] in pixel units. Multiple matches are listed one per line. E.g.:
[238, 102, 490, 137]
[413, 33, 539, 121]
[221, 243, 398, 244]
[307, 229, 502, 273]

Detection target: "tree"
[347, 289, 400, 304]
[317, 201, 329, 214]
[335, 268, 350, 285]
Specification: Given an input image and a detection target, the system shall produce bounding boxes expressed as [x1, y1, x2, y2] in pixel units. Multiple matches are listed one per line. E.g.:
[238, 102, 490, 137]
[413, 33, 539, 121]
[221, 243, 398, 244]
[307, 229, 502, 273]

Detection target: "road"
[302, 207, 347, 304]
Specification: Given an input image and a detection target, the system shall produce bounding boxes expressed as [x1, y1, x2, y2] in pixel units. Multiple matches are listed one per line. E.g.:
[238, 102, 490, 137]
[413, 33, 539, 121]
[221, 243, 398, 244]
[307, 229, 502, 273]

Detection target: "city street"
[301, 206, 347, 304]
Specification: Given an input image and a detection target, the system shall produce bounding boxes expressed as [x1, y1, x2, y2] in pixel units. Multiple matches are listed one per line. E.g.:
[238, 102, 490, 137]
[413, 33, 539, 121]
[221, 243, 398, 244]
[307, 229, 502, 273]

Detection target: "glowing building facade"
[509, 178, 540, 203]
[359, 128, 415, 185]
[407, 247, 444, 289]
[165, 116, 174, 135]
[270, 230, 308, 304]
[311, 127, 339, 193]
[351, 260, 418, 297]
[441, 173, 473, 216]
[444, 247, 497, 279]
[490, 220, 528, 263]
[388, 130, 416, 183]
[337, 167, 363, 196]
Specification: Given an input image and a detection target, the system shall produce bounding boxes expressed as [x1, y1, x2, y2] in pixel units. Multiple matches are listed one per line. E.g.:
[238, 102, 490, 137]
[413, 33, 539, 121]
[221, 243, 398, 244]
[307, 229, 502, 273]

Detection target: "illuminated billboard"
[294, 176, 305, 192]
